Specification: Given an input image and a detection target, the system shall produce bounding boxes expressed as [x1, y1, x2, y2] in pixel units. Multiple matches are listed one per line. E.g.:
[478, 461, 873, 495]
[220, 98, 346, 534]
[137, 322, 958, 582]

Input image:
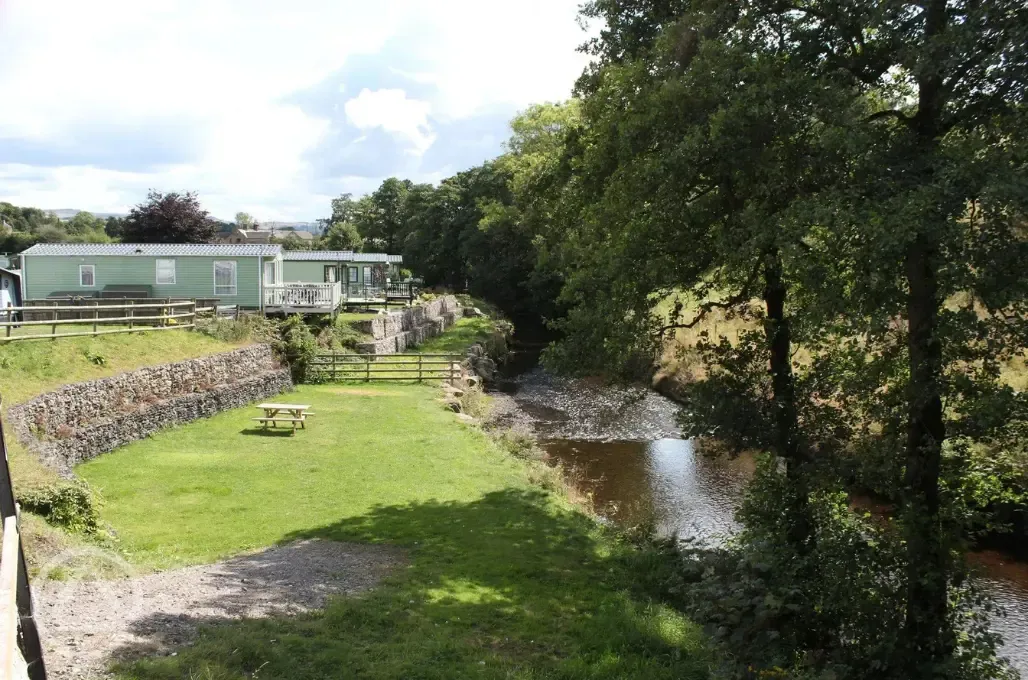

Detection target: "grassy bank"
[77, 383, 708, 679]
[0, 328, 247, 407]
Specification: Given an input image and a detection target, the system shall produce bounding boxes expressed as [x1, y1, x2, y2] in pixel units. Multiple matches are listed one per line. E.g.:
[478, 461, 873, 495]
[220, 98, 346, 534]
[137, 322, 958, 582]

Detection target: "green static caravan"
[281, 251, 404, 292]
[18, 243, 284, 310]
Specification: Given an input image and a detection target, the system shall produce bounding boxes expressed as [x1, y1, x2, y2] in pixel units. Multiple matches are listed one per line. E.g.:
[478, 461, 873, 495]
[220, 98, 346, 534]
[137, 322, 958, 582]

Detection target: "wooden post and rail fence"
[0, 394, 47, 679]
[308, 353, 464, 385]
[0, 300, 239, 344]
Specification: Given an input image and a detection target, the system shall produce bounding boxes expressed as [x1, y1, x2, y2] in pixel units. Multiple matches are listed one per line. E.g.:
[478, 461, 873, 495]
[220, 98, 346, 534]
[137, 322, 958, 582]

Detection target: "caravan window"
[79, 265, 95, 287]
[214, 261, 237, 296]
[156, 259, 176, 285]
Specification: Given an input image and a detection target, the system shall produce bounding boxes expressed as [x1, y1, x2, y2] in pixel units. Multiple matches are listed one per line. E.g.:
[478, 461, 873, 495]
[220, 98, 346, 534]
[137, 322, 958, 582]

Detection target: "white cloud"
[345, 89, 435, 154]
[0, 0, 591, 220]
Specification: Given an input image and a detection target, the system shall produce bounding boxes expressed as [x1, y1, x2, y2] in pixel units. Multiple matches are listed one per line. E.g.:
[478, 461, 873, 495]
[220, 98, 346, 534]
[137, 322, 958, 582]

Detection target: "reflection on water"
[503, 359, 1028, 676]
[970, 551, 1028, 672]
[543, 439, 749, 541]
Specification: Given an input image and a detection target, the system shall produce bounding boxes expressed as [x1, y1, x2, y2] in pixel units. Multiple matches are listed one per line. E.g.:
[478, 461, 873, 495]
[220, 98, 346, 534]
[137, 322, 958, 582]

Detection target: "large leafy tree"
[556, 0, 1028, 674]
[736, 0, 1028, 665]
[122, 191, 218, 244]
[357, 178, 414, 252]
[323, 221, 364, 252]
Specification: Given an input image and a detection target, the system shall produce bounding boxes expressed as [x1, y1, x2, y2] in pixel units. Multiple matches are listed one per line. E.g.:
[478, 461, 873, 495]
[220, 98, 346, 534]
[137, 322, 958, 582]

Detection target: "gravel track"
[35, 539, 406, 679]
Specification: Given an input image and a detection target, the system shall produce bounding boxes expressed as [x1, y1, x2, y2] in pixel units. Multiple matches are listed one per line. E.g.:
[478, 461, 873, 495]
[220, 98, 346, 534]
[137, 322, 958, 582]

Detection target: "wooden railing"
[18, 297, 222, 322]
[0, 301, 199, 343]
[343, 283, 418, 304]
[0, 395, 47, 679]
[308, 353, 463, 384]
[264, 283, 342, 310]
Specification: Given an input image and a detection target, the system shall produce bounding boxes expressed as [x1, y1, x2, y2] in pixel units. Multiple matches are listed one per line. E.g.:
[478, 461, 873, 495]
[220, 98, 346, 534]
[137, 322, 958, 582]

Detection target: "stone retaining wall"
[356, 296, 464, 355]
[9, 344, 292, 474]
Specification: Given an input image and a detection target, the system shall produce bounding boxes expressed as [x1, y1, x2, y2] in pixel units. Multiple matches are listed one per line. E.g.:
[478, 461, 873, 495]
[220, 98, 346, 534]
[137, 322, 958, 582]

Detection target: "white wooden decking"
[264, 282, 342, 314]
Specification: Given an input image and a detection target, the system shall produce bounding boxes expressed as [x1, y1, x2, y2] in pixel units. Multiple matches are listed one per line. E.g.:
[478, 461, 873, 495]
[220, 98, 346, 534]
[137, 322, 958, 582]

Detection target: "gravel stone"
[36, 539, 406, 679]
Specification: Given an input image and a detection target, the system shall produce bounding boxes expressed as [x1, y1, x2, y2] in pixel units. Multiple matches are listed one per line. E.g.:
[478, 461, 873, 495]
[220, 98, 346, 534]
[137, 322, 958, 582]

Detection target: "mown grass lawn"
[79, 383, 709, 680]
[415, 317, 498, 354]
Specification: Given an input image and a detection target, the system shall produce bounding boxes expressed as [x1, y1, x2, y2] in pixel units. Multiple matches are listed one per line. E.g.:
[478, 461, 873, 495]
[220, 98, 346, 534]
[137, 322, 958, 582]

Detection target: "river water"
[496, 363, 1028, 675]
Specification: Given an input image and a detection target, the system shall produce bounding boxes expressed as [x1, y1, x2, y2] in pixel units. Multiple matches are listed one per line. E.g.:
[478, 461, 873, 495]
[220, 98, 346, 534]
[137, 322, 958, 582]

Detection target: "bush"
[197, 314, 278, 344]
[276, 315, 319, 383]
[19, 480, 103, 534]
[493, 429, 546, 461]
[650, 457, 1017, 680]
[459, 385, 491, 419]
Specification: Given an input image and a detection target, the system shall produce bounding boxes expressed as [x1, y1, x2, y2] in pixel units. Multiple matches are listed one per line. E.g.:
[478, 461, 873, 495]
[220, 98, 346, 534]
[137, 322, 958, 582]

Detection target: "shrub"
[493, 429, 546, 461]
[196, 314, 278, 344]
[19, 480, 103, 534]
[277, 315, 319, 383]
[459, 385, 491, 419]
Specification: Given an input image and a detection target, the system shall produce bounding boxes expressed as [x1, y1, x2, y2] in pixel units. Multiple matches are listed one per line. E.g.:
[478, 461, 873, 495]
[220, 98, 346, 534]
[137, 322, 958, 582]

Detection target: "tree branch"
[658, 257, 763, 335]
[864, 109, 914, 124]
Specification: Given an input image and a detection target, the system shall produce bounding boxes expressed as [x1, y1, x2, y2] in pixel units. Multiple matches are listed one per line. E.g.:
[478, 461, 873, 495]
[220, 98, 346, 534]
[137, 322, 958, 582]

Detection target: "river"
[494, 362, 1028, 675]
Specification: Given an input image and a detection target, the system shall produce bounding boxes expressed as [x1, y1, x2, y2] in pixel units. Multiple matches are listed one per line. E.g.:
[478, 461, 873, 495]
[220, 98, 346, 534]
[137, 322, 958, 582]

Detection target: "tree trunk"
[901, 0, 952, 665]
[902, 233, 951, 665]
[763, 248, 811, 550]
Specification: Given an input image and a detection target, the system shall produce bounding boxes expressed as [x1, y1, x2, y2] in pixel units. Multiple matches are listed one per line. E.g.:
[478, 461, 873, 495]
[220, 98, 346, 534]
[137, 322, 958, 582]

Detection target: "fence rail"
[308, 353, 463, 384]
[18, 297, 222, 322]
[0, 395, 47, 679]
[0, 300, 232, 343]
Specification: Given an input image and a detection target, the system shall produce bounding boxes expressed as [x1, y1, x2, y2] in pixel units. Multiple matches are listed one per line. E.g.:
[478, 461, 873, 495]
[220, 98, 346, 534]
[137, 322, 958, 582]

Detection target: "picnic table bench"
[253, 403, 313, 434]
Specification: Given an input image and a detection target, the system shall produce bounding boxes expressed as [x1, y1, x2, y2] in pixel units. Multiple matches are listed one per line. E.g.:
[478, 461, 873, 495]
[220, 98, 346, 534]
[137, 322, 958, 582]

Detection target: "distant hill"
[50, 209, 127, 221]
[259, 221, 323, 235]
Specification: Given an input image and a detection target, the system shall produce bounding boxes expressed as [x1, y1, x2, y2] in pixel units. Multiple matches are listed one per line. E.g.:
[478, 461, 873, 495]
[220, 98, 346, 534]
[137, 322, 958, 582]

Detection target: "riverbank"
[495, 339, 1028, 676]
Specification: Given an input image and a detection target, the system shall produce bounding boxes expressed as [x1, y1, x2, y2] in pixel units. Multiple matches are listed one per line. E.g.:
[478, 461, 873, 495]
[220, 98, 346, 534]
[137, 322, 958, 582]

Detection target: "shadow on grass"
[239, 428, 303, 438]
[110, 489, 708, 679]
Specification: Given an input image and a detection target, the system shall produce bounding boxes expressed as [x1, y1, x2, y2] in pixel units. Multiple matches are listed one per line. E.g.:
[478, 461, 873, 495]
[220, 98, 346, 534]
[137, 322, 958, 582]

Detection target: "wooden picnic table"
[253, 403, 313, 434]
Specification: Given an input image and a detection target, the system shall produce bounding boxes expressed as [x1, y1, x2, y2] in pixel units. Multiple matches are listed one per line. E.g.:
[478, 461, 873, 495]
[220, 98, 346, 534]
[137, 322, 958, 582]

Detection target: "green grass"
[0, 327, 245, 407]
[79, 383, 708, 679]
[0, 328, 247, 494]
[415, 317, 497, 354]
[335, 311, 381, 324]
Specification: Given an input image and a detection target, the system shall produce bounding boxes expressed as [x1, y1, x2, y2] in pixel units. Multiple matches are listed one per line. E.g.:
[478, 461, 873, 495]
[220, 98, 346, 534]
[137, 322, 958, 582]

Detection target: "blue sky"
[0, 0, 591, 221]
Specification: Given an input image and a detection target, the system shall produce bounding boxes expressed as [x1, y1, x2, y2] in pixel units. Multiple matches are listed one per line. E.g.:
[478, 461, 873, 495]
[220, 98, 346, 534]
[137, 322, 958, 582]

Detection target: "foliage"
[276, 315, 319, 382]
[322, 220, 364, 252]
[0, 203, 112, 251]
[647, 458, 1016, 680]
[196, 314, 278, 345]
[18, 480, 103, 534]
[234, 212, 254, 228]
[121, 190, 218, 244]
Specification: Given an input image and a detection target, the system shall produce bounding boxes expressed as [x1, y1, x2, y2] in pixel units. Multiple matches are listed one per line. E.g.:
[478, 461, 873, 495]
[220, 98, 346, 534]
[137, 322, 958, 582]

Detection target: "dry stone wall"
[356, 295, 464, 355]
[9, 344, 292, 474]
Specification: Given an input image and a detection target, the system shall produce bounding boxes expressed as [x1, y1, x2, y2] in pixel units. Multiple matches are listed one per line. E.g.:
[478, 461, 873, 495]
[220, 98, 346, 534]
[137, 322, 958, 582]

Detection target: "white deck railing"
[264, 282, 342, 310]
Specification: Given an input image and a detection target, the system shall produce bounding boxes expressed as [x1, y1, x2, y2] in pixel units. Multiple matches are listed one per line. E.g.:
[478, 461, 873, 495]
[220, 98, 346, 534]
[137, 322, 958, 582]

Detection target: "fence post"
[128, 301, 134, 330]
[332, 353, 338, 381]
[92, 302, 98, 335]
[50, 307, 56, 341]
[365, 356, 371, 383]
[418, 354, 423, 383]
[189, 301, 196, 331]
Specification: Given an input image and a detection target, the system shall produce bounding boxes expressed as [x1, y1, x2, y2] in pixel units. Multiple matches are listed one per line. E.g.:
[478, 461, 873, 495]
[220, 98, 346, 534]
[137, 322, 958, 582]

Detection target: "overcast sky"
[0, 0, 592, 221]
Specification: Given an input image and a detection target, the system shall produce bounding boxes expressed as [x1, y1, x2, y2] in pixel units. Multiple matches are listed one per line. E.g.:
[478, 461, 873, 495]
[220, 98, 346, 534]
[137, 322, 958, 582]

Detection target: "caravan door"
[0, 276, 12, 321]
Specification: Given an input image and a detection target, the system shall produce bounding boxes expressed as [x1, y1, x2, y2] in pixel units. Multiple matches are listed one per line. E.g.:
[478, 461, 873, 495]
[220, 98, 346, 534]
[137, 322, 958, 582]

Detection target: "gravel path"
[35, 540, 406, 679]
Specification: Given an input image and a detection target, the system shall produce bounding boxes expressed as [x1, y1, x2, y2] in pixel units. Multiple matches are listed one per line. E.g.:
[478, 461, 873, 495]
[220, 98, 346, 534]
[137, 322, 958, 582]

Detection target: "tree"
[358, 178, 413, 252]
[121, 191, 218, 244]
[323, 221, 364, 252]
[64, 211, 105, 236]
[104, 216, 125, 240]
[235, 212, 255, 228]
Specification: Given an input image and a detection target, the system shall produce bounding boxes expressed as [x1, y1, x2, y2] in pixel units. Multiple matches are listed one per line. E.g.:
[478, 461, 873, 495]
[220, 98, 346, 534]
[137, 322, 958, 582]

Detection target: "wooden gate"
[308, 353, 463, 384]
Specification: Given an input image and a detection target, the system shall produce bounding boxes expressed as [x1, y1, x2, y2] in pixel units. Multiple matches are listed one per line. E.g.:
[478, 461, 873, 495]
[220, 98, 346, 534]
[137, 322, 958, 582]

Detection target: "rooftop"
[282, 251, 402, 263]
[21, 243, 283, 257]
